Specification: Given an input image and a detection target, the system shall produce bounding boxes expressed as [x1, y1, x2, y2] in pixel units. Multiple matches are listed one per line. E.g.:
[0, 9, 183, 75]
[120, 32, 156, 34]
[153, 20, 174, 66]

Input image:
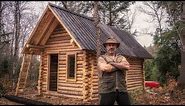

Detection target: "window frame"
[66, 52, 77, 82]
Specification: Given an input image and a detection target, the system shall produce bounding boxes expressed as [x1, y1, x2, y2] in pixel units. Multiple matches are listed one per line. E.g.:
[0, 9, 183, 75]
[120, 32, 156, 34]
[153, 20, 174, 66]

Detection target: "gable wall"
[39, 23, 86, 99]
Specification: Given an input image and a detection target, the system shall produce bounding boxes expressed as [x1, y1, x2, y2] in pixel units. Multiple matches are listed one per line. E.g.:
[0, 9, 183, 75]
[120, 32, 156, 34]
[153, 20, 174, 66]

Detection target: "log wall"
[82, 51, 99, 101]
[126, 57, 144, 91]
[40, 23, 84, 99]
[39, 21, 145, 101]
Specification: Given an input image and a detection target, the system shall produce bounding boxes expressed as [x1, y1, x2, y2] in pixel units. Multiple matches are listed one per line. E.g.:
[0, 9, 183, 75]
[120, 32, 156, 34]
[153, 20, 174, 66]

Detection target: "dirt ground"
[1, 87, 185, 105]
[1, 77, 185, 105]
[0, 87, 98, 105]
[0, 97, 22, 105]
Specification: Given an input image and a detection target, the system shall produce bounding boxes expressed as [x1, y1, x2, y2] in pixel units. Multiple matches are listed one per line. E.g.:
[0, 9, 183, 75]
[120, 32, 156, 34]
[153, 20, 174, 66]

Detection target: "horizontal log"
[127, 74, 143, 78]
[40, 87, 47, 91]
[47, 39, 71, 45]
[58, 65, 66, 68]
[57, 80, 82, 84]
[127, 83, 143, 87]
[26, 44, 45, 49]
[45, 43, 74, 48]
[127, 78, 143, 82]
[129, 68, 142, 70]
[90, 89, 98, 93]
[91, 83, 98, 86]
[76, 74, 83, 78]
[58, 83, 83, 88]
[92, 76, 99, 79]
[50, 32, 68, 38]
[57, 74, 66, 78]
[45, 50, 61, 54]
[126, 77, 143, 81]
[76, 61, 84, 64]
[43, 91, 82, 100]
[51, 29, 66, 34]
[58, 78, 83, 82]
[76, 69, 83, 72]
[77, 53, 84, 57]
[58, 67, 67, 70]
[47, 35, 71, 42]
[90, 97, 99, 101]
[127, 71, 143, 76]
[126, 81, 143, 85]
[40, 80, 48, 84]
[59, 49, 82, 52]
[77, 65, 83, 68]
[57, 71, 66, 74]
[58, 89, 83, 95]
[59, 52, 67, 55]
[57, 71, 83, 76]
[58, 58, 66, 61]
[57, 93, 83, 99]
[127, 86, 143, 91]
[45, 46, 78, 53]
[127, 70, 142, 72]
[58, 86, 83, 92]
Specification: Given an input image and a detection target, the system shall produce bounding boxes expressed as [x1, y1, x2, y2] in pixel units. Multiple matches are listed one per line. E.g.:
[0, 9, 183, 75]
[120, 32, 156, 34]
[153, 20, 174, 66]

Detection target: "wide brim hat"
[103, 37, 120, 48]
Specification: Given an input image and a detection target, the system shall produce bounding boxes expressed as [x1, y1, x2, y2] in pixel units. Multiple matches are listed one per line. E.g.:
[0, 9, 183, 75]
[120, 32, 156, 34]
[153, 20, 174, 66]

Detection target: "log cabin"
[15, 3, 152, 102]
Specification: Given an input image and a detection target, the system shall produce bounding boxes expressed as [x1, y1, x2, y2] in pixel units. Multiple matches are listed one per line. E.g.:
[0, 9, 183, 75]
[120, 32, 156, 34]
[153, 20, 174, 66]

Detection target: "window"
[67, 54, 76, 79]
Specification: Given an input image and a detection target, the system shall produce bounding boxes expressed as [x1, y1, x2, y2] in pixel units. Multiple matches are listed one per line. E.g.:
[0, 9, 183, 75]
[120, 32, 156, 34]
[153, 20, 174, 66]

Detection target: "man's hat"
[103, 37, 120, 48]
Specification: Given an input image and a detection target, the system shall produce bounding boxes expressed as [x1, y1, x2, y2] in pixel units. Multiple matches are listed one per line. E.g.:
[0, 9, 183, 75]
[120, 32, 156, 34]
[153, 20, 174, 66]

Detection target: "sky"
[129, 2, 155, 47]
[29, 1, 155, 47]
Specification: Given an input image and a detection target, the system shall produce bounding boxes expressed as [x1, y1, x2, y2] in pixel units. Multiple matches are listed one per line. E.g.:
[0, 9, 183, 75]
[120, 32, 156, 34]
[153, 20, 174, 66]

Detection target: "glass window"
[67, 54, 76, 79]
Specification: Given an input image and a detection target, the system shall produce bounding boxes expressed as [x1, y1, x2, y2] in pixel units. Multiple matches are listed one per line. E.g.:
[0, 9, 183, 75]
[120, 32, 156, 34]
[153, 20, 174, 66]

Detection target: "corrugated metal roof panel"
[48, 3, 152, 59]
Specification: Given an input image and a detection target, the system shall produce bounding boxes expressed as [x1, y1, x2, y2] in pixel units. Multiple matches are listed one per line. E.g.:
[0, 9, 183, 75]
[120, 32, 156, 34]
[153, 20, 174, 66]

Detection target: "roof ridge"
[48, 3, 94, 21]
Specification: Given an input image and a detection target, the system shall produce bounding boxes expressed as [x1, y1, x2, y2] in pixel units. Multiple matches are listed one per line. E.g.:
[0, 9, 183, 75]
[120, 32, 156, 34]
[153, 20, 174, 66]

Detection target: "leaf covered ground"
[1, 76, 185, 105]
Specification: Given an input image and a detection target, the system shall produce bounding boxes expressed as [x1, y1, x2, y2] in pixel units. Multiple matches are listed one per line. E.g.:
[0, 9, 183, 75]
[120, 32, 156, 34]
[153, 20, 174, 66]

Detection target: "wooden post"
[38, 52, 43, 95]
[93, 1, 101, 58]
[93, 1, 100, 104]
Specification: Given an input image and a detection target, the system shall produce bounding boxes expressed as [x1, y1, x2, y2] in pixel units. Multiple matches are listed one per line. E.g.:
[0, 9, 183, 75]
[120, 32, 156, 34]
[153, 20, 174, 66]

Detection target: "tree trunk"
[93, 1, 100, 58]
[12, 1, 21, 89]
[108, 1, 112, 26]
[93, 1, 100, 103]
[177, 1, 185, 89]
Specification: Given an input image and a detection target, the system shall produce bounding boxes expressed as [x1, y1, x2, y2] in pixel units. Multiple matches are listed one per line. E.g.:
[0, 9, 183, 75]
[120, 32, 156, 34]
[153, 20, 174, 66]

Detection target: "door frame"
[47, 53, 59, 92]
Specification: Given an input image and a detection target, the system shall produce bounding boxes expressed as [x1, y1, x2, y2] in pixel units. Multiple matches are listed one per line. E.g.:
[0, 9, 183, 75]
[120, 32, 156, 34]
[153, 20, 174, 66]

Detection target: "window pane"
[68, 55, 75, 78]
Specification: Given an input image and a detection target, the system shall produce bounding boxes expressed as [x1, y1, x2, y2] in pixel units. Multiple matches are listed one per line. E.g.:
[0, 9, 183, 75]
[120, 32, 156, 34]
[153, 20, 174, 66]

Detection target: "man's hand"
[98, 57, 115, 72]
[109, 61, 130, 70]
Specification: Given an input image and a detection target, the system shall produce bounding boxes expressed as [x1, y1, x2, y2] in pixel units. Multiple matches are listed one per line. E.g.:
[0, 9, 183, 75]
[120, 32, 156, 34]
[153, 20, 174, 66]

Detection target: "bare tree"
[0, 1, 12, 51]
[118, 7, 137, 36]
[11, 1, 21, 88]
[138, 1, 167, 37]
[93, 1, 101, 58]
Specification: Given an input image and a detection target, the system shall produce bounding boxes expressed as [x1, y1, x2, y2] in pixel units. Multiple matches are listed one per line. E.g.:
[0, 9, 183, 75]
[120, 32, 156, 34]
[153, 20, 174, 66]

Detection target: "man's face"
[105, 43, 118, 54]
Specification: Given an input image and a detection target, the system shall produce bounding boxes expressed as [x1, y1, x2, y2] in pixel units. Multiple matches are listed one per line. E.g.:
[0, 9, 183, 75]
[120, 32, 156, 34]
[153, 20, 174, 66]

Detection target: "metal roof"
[48, 3, 152, 59]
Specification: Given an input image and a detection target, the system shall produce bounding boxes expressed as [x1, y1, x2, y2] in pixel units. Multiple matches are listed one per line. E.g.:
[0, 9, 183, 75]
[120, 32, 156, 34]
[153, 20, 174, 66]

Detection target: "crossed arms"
[97, 55, 130, 72]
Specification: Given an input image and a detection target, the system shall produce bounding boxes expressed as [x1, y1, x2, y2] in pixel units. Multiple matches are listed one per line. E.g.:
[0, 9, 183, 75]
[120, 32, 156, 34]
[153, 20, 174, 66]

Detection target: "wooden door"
[49, 54, 58, 91]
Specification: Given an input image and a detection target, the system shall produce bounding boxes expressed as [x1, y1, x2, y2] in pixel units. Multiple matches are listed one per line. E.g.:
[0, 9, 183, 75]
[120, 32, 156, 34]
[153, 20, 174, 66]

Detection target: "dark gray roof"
[49, 3, 152, 59]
